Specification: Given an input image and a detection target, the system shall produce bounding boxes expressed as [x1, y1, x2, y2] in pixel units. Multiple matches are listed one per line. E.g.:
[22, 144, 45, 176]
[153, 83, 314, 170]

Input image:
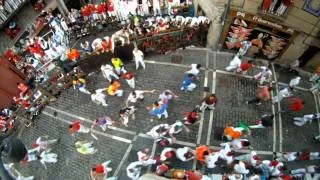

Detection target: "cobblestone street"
[15, 49, 320, 179]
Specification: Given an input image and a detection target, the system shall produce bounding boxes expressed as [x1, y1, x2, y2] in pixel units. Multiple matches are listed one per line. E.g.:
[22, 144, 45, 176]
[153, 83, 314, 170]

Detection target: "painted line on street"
[270, 90, 277, 153]
[313, 93, 320, 134]
[206, 71, 216, 145]
[147, 140, 157, 172]
[213, 52, 217, 70]
[42, 111, 132, 144]
[144, 60, 190, 69]
[193, 51, 210, 170]
[271, 63, 282, 152]
[144, 59, 209, 72]
[45, 106, 137, 135]
[113, 135, 136, 177]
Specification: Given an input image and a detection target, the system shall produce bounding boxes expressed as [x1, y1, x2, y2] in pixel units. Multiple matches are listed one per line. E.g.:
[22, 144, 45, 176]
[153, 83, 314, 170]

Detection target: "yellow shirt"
[111, 58, 123, 68]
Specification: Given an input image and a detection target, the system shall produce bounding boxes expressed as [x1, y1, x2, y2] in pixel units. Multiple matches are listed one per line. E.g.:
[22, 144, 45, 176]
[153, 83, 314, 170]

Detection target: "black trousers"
[247, 96, 261, 104]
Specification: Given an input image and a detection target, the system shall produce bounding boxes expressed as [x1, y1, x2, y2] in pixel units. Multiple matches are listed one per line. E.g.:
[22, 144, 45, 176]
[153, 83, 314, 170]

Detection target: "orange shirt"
[224, 127, 242, 139]
[196, 146, 211, 162]
[68, 49, 80, 61]
[107, 81, 120, 96]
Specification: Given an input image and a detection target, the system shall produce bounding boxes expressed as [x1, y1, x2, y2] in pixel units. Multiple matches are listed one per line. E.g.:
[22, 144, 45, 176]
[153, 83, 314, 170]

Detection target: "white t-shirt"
[133, 50, 144, 61]
[91, 89, 106, 102]
[176, 147, 193, 162]
[187, 64, 200, 76]
[127, 90, 144, 103]
[205, 152, 220, 169]
[234, 161, 249, 174]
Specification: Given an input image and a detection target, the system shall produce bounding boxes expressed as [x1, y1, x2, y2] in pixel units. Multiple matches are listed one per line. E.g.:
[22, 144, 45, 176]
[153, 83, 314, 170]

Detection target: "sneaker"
[256, 102, 262, 105]
[246, 101, 249, 104]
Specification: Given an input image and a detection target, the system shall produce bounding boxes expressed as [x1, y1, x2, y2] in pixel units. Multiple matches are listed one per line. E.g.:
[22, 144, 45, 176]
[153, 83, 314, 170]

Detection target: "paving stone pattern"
[15, 49, 320, 179]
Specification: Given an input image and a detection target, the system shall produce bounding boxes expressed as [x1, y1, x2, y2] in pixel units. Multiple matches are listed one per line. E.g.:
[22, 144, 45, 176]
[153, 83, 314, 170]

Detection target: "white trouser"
[79, 87, 91, 95]
[135, 58, 145, 70]
[108, 11, 116, 17]
[99, 13, 107, 20]
[105, 72, 119, 82]
[115, 10, 123, 21]
[272, 93, 284, 103]
[94, 98, 108, 107]
[225, 65, 238, 72]
[126, 78, 135, 89]
[78, 124, 90, 133]
[276, 3, 287, 16]
[123, 116, 128, 126]
[200, 101, 215, 111]
[182, 83, 197, 91]
[249, 124, 265, 129]
[42, 153, 58, 163]
[254, 73, 270, 85]
[167, 2, 173, 15]
[153, 3, 161, 16]
[115, 67, 127, 75]
[157, 110, 168, 119]
[115, 89, 124, 97]
[143, 4, 149, 15]
[141, 159, 156, 166]
[102, 160, 113, 172]
[293, 117, 312, 126]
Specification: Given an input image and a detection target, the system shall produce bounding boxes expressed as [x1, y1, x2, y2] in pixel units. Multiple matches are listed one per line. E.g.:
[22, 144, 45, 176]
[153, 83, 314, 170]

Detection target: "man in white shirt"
[126, 161, 143, 180]
[33, 136, 59, 153]
[186, 64, 201, 76]
[205, 152, 220, 169]
[230, 139, 251, 150]
[126, 89, 155, 106]
[234, 160, 249, 174]
[146, 124, 170, 139]
[293, 113, 320, 126]
[168, 121, 184, 136]
[91, 88, 108, 107]
[226, 54, 242, 72]
[137, 148, 157, 166]
[219, 142, 233, 165]
[158, 90, 178, 104]
[133, 47, 146, 70]
[289, 76, 301, 89]
[153, 0, 161, 16]
[176, 147, 195, 162]
[101, 64, 119, 82]
[272, 87, 292, 103]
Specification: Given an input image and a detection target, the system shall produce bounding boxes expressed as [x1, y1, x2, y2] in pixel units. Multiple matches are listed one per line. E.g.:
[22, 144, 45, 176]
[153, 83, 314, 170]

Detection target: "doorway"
[299, 46, 320, 67]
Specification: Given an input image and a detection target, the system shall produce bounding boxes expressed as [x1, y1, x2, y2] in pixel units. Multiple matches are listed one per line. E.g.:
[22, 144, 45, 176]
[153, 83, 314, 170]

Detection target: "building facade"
[196, 0, 320, 71]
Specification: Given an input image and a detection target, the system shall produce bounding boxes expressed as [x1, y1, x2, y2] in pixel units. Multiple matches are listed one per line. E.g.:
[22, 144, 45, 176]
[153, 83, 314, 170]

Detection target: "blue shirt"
[150, 103, 168, 116]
